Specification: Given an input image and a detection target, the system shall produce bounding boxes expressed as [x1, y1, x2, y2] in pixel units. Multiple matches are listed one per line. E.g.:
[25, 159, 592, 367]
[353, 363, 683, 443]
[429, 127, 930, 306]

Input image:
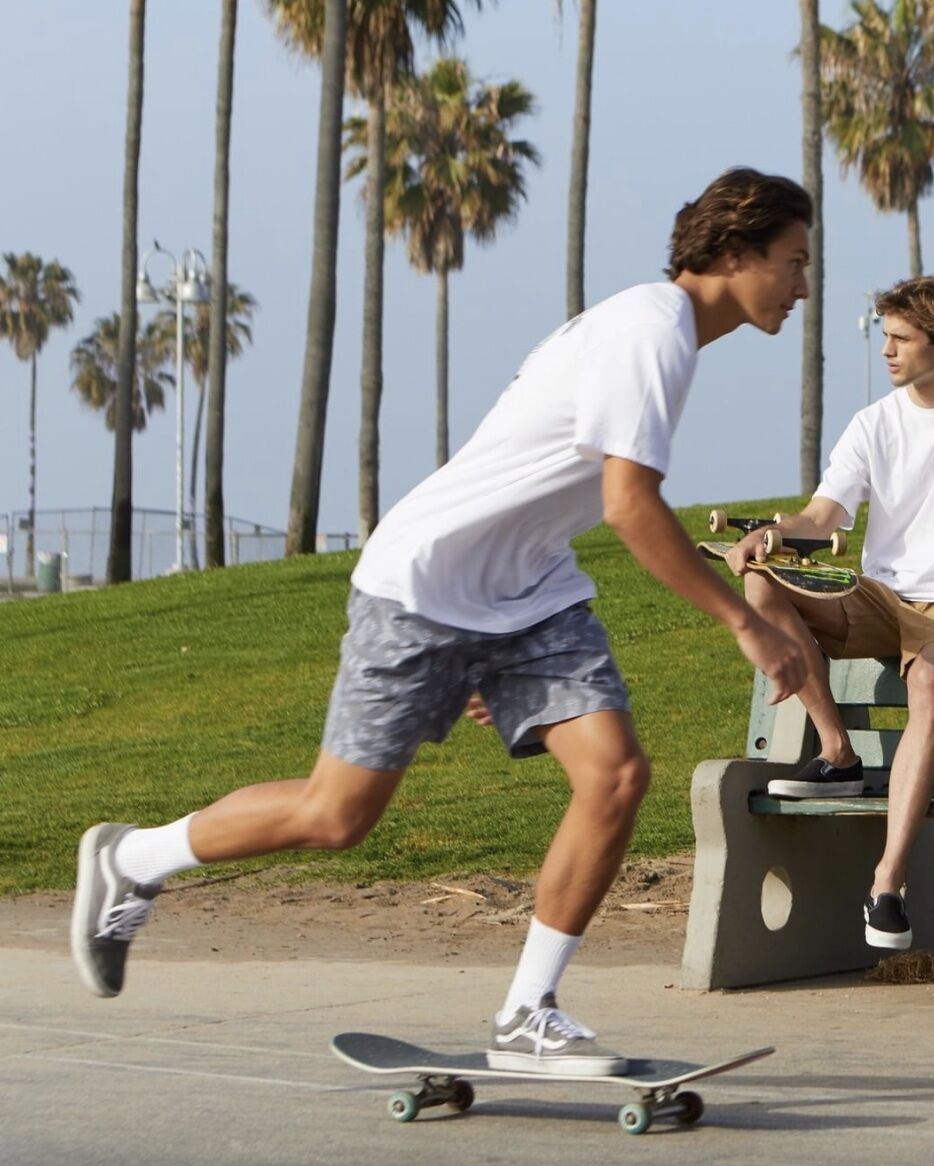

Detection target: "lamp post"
[857, 290, 880, 408]
[136, 242, 210, 572]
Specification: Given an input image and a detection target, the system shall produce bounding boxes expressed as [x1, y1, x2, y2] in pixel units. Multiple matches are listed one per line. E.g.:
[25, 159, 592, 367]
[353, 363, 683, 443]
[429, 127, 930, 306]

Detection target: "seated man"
[727, 276, 934, 953]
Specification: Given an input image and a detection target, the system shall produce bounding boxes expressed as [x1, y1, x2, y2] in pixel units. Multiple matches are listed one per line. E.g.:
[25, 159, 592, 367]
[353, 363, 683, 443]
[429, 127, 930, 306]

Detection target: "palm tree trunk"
[205, 0, 237, 569]
[436, 268, 449, 467]
[799, 0, 823, 495]
[566, 0, 596, 320]
[907, 196, 922, 278]
[286, 0, 347, 556]
[108, 0, 145, 584]
[26, 353, 37, 577]
[188, 382, 206, 570]
[358, 92, 386, 546]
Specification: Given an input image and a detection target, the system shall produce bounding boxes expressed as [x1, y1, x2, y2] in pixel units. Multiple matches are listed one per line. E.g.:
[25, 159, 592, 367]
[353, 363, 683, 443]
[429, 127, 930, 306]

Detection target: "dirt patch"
[865, 950, 934, 984]
[0, 853, 693, 967]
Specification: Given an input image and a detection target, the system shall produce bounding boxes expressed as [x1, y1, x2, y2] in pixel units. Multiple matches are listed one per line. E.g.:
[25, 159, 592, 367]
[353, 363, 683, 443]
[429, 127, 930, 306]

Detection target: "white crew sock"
[114, 813, 203, 886]
[499, 916, 582, 1022]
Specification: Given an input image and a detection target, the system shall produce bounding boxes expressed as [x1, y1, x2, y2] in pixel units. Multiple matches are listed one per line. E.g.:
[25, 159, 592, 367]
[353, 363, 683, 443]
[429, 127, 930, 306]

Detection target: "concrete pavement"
[2, 940, 934, 1165]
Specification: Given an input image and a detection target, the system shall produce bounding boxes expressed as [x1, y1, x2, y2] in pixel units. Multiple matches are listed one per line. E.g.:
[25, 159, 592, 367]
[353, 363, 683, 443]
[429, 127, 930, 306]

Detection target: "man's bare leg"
[489, 709, 647, 1073]
[188, 752, 406, 861]
[533, 709, 650, 935]
[72, 753, 404, 997]
[872, 645, 934, 895]
[744, 572, 856, 764]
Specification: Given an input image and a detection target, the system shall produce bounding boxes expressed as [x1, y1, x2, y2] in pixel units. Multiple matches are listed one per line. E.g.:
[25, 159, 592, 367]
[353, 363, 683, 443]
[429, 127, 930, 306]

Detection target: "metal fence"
[0, 507, 358, 592]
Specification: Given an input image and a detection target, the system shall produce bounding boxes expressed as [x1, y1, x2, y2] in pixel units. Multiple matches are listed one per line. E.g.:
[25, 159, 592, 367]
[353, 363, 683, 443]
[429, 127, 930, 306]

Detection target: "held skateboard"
[698, 509, 858, 598]
[330, 1031, 775, 1136]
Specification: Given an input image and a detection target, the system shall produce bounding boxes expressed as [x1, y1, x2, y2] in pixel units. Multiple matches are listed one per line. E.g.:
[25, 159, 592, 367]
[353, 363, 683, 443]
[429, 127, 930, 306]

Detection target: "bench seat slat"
[749, 792, 934, 817]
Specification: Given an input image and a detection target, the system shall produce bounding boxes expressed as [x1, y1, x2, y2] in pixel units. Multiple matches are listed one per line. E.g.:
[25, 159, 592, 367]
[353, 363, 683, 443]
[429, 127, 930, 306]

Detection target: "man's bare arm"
[602, 456, 806, 704]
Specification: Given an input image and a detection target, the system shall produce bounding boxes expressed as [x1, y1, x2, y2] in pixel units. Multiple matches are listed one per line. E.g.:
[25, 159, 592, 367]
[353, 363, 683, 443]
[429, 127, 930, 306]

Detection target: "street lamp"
[857, 290, 880, 408]
[136, 242, 210, 572]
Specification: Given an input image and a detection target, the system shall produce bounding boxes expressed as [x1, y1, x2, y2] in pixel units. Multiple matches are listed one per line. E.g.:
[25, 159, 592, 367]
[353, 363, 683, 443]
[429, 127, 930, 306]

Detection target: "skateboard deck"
[698, 539, 858, 597]
[330, 1031, 775, 1136]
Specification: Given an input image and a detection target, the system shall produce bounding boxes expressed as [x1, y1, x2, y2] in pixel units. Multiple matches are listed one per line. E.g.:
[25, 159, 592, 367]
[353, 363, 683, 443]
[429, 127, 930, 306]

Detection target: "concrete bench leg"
[680, 759, 890, 989]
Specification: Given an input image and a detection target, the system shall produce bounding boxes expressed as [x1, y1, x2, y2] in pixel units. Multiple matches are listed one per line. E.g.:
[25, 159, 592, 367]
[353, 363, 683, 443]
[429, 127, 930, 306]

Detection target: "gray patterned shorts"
[321, 588, 630, 770]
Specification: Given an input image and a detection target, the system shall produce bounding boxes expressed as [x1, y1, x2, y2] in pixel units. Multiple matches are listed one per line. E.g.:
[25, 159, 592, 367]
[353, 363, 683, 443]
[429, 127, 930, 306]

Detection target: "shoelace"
[97, 894, 155, 941]
[523, 1006, 595, 1054]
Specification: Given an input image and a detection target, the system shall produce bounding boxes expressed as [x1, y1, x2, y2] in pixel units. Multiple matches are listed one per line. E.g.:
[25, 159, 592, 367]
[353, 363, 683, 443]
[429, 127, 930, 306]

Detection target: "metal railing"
[0, 507, 358, 590]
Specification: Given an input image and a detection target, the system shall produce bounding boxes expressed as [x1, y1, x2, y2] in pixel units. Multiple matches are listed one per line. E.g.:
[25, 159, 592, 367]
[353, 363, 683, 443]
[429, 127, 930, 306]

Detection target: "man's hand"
[734, 614, 807, 704]
[724, 528, 772, 576]
[464, 693, 493, 726]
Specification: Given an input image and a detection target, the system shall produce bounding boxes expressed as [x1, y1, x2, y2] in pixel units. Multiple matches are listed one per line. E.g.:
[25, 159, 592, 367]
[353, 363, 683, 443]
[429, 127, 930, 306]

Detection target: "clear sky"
[0, 1, 926, 550]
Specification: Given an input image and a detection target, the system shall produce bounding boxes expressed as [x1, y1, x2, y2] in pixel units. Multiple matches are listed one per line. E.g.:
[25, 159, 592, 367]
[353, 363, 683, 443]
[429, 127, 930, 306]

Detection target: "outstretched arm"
[602, 456, 806, 704]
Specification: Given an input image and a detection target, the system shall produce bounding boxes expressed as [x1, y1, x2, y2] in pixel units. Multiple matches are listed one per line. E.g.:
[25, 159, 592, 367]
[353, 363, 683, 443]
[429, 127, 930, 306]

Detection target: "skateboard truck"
[764, 527, 847, 562]
[708, 509, 781, 537]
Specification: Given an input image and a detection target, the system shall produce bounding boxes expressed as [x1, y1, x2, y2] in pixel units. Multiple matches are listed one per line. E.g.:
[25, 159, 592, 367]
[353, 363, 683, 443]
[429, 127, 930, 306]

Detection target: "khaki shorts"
[811, 576, 934, 676]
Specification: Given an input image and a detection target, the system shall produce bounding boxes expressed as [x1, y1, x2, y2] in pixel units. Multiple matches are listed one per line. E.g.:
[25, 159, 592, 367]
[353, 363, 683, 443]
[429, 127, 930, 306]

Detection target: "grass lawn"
[0, 495, 864, 893]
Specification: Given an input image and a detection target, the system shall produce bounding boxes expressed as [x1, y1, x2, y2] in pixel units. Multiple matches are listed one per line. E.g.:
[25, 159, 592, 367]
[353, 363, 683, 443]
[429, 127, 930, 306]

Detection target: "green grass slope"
[0, 496, 864, 893]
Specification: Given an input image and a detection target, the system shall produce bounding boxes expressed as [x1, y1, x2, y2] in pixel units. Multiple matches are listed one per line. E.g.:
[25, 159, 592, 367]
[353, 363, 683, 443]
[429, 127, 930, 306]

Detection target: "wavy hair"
[875, 277, 934, 343]
[666, 168, 812, 279]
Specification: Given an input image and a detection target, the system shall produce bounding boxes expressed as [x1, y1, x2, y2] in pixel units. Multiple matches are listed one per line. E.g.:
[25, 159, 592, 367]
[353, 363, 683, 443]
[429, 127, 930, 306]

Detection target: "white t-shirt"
[814, 387, 934, 600]
[352, 282, 699, 632]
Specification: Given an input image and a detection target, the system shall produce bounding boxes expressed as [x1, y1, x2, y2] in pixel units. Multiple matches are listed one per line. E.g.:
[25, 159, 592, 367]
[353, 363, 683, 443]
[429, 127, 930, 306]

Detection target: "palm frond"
[819, 0, 934, 212]
[347, 55, 538, 276]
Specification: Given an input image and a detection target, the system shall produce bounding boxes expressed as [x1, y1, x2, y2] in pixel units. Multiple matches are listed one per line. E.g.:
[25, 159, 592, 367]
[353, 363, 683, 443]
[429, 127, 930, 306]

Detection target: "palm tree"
[155, 285, 256, 569]
[71, 312, 172, 431]
[266, 0, 347, 556]
[205, 0, 239, 569]
[269, 0, 475, 548]
[800, 0, 824, 495]
[0, 253, 80, 576]
[346, 58, 539, 467]
[561, 0, 597, 320]
[820, 0, 934, 277]
[109, 0, 147, 583]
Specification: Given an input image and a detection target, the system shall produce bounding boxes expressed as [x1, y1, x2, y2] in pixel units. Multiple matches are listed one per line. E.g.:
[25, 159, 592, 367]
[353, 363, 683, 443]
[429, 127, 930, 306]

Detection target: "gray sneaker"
[487, 993, 627, 1075]
[70, 823, 160, 998]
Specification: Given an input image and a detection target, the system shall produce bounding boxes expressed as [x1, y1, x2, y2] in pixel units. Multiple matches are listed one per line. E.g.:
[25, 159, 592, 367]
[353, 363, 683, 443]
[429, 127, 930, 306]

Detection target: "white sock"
[114, 813, 203, 886]
[499, 916, 582, 1022]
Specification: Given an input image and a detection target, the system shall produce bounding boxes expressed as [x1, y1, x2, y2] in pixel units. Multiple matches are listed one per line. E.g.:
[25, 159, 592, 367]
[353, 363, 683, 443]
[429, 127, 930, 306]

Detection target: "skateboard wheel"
[831, 530, 847, 556]
[619, 1102, 652, 1135]
[676, 1090, 704, 1124]
[708, 509, 727, 534]
[764, 529, 783, 555]
[446, 1080, 475, 1112]
[388, 1090, 420, 1122]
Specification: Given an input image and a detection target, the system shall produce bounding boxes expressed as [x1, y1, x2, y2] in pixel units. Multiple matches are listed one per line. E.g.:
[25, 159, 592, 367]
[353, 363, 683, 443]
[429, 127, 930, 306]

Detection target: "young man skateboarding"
[72, 167, 810, 1075]
[726, 276, 934, 954]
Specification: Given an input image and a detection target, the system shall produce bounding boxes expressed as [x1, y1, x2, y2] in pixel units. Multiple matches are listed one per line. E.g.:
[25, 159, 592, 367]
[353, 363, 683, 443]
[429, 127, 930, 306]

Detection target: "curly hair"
[666, 168, 813, 279]
[874, 278, 934, 343]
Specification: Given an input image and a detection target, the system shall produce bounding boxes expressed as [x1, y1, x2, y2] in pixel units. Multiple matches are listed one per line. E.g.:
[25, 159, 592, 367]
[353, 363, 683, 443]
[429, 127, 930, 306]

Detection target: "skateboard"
[698, 509, 858, 598]
[330, 1031, 775, 1136]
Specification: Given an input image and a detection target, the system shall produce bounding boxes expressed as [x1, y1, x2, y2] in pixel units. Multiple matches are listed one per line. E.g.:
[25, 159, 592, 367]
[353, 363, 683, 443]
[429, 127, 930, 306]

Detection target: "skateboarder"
[724, 275, 934, 954]
[72, 166, 810, 1075]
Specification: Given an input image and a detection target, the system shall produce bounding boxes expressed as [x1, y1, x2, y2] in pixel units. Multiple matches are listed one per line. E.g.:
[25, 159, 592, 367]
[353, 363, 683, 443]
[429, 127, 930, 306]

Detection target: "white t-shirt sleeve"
[813, 415, 870, 527]
[572, 323, 693, 477]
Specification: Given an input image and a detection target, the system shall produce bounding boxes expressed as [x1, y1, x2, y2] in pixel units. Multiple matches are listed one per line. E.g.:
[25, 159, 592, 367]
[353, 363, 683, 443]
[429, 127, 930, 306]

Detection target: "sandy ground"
[0, 853, 693, 968]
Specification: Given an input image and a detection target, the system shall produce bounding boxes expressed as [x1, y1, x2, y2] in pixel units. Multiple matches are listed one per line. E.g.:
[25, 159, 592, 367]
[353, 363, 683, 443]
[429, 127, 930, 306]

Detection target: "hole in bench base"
[761, 866, 793, 930]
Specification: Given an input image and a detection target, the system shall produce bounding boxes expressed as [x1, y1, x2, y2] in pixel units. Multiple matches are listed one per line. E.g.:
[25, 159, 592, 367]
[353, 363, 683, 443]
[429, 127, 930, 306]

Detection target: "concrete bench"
[681, 656, 934, 989]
